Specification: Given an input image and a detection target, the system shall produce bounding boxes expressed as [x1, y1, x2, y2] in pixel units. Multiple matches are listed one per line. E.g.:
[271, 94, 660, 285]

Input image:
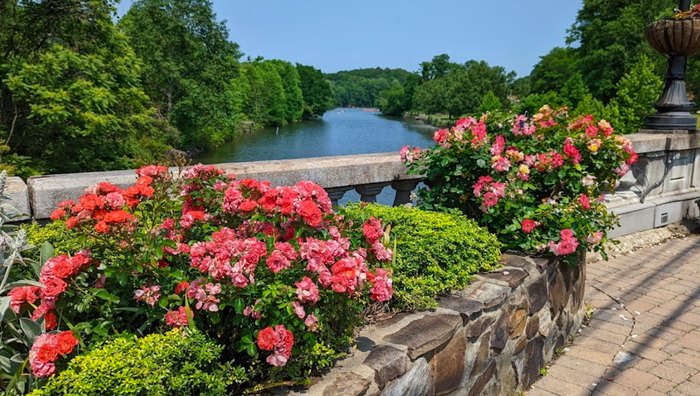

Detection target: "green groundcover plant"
[402, 106, 638, 261]
[341, 203, 501, 310]
[30, 329, 229, 396]
[3, 165, 396, 393]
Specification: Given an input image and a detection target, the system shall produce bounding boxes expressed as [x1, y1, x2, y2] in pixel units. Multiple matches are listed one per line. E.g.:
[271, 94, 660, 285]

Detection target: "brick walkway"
[528, 234, 700, 396]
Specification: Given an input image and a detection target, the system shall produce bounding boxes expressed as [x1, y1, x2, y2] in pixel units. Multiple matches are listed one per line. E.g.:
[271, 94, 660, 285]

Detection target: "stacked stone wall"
[296, 253, 586, 396]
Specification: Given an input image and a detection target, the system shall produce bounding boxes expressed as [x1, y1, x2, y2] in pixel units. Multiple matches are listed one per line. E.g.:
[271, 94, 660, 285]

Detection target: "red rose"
[94, 221, 109, 233]
[239, 199, 258, 212]
[35, 344, 59, 364]
[49, 257, 74, 279]
[65, 217, 79, 229]
[257, 327, 276, 351]
[49, 208, 65, 221]
[521, 219, 537, 234]
[297, 199, 322, 227]
[42, 277, 68, 298]
[56, 331, 79, 355]
[362, 218, 383, 243]
[174, 281, 189, 294]
[44, 311, 57, 330]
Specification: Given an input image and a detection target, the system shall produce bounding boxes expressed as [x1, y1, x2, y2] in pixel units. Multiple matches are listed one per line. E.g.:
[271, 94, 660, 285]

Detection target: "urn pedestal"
[644, 18, 700, 131]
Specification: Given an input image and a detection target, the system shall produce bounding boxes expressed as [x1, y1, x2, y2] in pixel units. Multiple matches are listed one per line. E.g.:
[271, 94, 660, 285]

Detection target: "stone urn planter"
[644, 17, 700, 131]
[645, 18, 700, 56]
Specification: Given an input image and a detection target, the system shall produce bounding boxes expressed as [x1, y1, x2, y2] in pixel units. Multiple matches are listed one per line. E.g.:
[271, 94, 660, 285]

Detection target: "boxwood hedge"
[341, 203, 501, 310]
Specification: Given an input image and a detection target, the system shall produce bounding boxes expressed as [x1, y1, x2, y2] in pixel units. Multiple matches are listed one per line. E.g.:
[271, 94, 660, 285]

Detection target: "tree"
[560, 73, 591, 109]
[325, 68, 413, 108]
[606, 55, 663, 133]
[269, 60, 304, 123]
[419, 54, 456, 81]
[0, 0, 170, 175]
[412, 58, 514, 117]
[568, 0, 673, 101]
[119, 0, 242, 150]
[478, 91, 503, 113]
[529, 47, 579, 94]
[378, 84, 406, 116]
[296, 64, 332, 119]
[237, 61, 287, 127]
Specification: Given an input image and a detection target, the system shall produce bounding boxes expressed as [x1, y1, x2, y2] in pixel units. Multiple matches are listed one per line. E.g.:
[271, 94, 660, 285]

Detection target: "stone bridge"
[4, 131, 700, 239]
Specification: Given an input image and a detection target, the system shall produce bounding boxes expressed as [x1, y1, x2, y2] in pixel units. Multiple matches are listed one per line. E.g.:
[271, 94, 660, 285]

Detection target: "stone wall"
[294, 253, 586, 396]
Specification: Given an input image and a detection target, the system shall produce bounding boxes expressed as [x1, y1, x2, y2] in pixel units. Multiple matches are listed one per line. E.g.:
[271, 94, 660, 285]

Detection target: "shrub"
[30, 330, 231, 396]
[11, 165, 394, 392]
[341, 203, 501, 310]
[402, 106, 637, 261]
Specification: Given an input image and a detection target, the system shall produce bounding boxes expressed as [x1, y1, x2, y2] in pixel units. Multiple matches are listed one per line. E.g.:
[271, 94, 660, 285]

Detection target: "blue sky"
[116, 0, 583, 77]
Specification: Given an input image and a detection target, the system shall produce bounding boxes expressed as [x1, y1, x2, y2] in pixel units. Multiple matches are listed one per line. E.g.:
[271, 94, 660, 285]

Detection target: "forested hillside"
[0, 0, 333, 176]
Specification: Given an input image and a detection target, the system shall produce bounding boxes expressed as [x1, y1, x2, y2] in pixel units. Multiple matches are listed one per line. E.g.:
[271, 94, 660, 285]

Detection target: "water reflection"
[194, 108, 436, 164]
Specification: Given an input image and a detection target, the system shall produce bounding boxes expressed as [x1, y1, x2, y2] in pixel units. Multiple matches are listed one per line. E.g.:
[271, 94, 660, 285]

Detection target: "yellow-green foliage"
[31, 330, 232, 396]
[341, 204, 501, 310]
[23, 221, 84, 256]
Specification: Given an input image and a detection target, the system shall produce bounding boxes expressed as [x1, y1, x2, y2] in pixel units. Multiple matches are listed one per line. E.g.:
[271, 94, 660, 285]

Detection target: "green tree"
[378, 84, 407, 116]
[412, 59, 514, 117]
[560, 72, 591, 109]
[0, 0, 170, 175]
[325, 68, 413, 107]
[478, 91, 503, 113]
[237, 61, 287, 126]
[269, 60, 304, 123]
[529, 47, 579, 94]
[571, 94, 606, 118]
[419, 54, 456, 81]
[119, 0, 242, 150]
[568, 0, 673, 101]
[606, 55, 663, 133]
[296, 64, 333, 118]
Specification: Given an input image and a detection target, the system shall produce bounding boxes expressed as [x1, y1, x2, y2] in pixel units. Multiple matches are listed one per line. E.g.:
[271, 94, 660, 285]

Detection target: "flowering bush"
[402, 106, 637, 260]
[674, 3, 700, 19]
[11, 164, 394, 391]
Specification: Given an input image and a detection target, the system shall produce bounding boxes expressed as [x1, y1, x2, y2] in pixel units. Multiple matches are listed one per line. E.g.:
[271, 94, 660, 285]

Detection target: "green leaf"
[1, 280, 44, 294]
[0, 355, 11, 375]
[95, 289, 120, 304]
[19, 318, 42, 343]
[40, 241, 55, 266]
[246, 343, 256, 357]
[233, 298, 245, 315]
[0, 296, 11, 322]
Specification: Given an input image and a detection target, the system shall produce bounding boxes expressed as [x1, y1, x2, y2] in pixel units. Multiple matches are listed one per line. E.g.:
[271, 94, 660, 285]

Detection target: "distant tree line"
[369, 0, 696, 135]
[0, 0, 333, 177]
[325, 68, 414, 108]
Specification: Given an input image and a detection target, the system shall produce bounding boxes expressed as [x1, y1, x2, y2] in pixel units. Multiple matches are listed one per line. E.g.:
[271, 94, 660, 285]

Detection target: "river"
[194, 108, 436, 164]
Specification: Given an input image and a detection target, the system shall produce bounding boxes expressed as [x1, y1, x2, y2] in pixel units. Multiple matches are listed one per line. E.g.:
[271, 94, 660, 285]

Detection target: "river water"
[194, 108, 436, 164]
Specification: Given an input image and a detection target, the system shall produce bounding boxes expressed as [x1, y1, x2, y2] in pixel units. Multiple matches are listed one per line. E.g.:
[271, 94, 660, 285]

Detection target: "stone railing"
[607, 131, 700, 237]
[5, 131, 700, 238]
[291, 253, 586, 396]
[16, 153, 423, 221]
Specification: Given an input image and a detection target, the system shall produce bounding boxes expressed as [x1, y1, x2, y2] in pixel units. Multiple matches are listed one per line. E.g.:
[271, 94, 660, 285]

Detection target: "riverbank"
[404, 112, 453, 129]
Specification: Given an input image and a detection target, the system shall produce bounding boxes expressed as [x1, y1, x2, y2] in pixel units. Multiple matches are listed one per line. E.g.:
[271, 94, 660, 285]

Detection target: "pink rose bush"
[12, 164, 393, 387]
[403, 106, 637, 260]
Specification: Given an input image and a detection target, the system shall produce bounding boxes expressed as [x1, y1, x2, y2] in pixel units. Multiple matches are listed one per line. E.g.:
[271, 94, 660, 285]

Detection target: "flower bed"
[402, 106, 637, 261]
[3, 165, 396, 393]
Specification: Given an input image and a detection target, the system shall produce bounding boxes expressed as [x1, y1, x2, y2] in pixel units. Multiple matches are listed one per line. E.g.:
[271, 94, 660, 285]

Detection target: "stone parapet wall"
[608, 132, 700, 237]
[292, 253, 586, 396]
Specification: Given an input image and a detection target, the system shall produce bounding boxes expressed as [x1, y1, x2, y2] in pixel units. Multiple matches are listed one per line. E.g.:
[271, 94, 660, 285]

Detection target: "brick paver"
[529, 234, 700, 396]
